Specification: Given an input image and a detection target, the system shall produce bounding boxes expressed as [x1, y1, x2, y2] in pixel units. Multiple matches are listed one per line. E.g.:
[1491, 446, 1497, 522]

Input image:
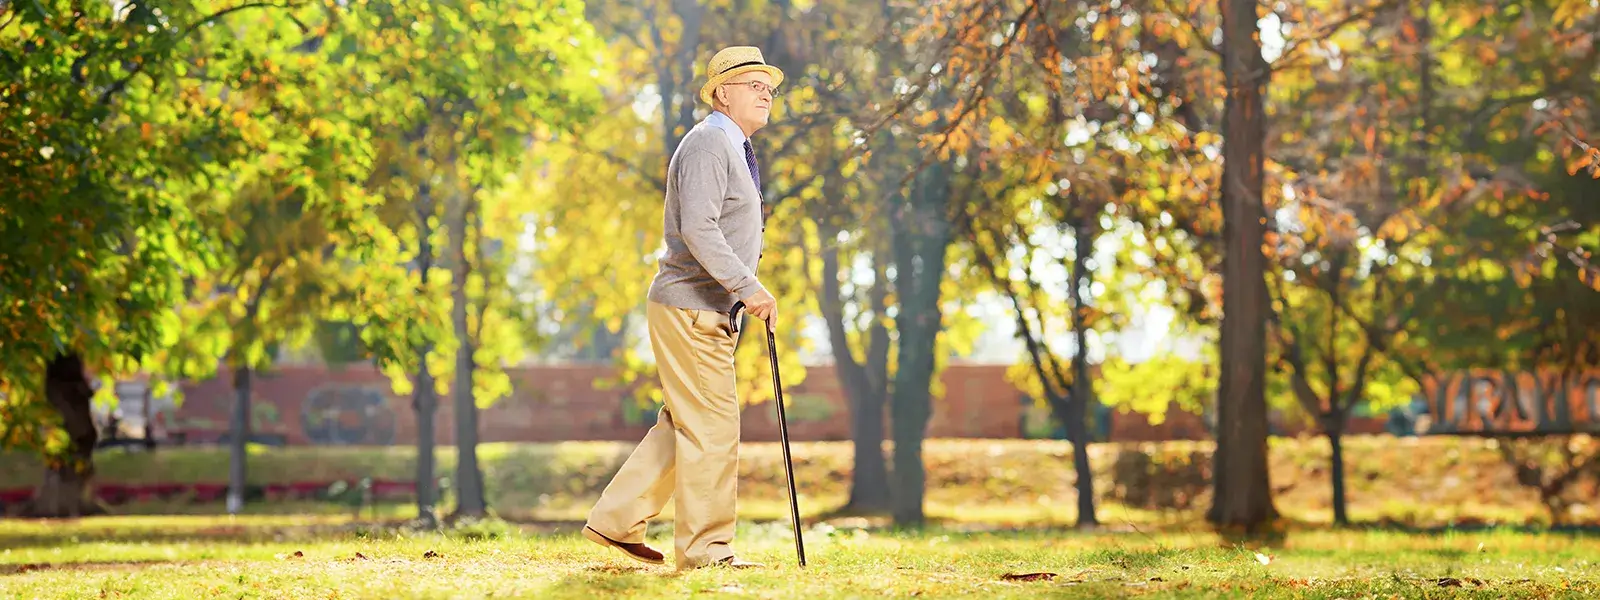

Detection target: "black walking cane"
[730, 301, 807, 567]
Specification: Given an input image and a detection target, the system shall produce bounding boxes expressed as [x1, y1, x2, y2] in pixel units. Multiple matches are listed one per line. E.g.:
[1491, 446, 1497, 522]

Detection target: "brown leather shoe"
[582, 526, 665, 566]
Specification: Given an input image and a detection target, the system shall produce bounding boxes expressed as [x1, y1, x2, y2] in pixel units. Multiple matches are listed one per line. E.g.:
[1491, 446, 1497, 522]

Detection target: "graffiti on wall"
[1419, 370, 1600, 435]
[300, 385, 397, 445]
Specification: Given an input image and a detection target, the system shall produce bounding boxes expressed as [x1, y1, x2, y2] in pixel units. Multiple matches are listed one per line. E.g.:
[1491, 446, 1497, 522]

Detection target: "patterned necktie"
[742, 140, 761, 192]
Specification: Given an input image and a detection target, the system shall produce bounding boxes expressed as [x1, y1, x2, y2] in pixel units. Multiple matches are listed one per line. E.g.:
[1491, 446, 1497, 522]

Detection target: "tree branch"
[857, 0, 1006, 140]
[766, 161, 836, 215]
[816, 219, 868, 386]
[1, 5, 21, 33]
[98, 1, 309, 106]
[1336, 338, 1378, 420]
[1266, 266, 1327, 418]
[567, 137, 667, 192]
[957, 194, 1072, 409]
[1534, 221, 1600, 282]
[870, 0, 1039, 207]
[1151, 0, 1222, 59]
[1323, 253, 1348, 406]
[1267, 0, 1405, 75]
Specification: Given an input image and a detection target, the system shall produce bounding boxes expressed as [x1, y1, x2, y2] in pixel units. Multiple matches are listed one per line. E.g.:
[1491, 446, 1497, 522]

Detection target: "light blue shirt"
[705, 110, 748, 153]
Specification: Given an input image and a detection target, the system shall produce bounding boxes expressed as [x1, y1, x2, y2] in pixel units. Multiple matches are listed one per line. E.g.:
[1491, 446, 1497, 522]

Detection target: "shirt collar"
[705, 110, 748, 149]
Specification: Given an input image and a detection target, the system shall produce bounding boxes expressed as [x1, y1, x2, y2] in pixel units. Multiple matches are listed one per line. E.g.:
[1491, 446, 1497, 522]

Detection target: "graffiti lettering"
[300, 385, 397, 445]
[1422, 370, 1600, 435]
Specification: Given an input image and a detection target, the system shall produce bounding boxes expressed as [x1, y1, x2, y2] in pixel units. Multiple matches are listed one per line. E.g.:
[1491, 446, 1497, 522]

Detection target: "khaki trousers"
[586, 301, 742, 570]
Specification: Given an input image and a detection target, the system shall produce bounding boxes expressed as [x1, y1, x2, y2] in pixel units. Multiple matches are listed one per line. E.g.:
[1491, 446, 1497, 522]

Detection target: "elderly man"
[581, 46, 782, 570]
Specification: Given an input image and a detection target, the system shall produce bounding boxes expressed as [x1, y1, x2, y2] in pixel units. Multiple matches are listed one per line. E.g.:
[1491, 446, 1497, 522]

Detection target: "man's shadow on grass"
[0, 559, 201, 576]
[542, 561, 686, 595]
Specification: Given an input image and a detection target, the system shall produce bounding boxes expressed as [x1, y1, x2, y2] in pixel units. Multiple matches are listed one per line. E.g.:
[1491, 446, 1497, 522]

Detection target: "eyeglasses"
[721, 80, 780, 98]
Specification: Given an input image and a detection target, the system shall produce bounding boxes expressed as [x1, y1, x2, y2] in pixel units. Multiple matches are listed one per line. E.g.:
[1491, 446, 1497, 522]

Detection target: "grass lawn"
[5, 437, 1590, 527]
[2, 515, 1597, 598]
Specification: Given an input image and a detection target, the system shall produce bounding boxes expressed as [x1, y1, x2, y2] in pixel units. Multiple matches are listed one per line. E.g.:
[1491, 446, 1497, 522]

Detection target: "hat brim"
[699, 65, 785, 105]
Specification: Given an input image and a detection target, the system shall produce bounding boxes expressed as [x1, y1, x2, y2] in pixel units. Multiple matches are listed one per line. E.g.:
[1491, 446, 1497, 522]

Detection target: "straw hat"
[698, 46, 785, 105]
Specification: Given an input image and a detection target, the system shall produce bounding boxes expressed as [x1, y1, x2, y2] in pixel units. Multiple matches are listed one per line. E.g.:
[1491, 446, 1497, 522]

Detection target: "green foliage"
[0, 0, 604, 464]
[333, 0, 606, 404]
[1097, 353, 1215, 426]
[1, 0, 357, 458]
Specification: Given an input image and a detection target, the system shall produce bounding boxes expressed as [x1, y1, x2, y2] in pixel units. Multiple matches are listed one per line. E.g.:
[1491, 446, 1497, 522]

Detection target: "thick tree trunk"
[1067, 221, 1099, 528]
[888, 303, 931, 525]
[819, 236, 892, 513]
[848, 393, 891, 511]
[1064, 389, 1097, 526]
[888, 164, 951, 527]
[861, 253, 893, 508]
[28, 353, 103, 517]
[1208, 0, 1278, 531]
[1328, 423, 1348, 526]
[227, 364, 252, 515]
[411, 191, 441, 527]
[414, 347, 439, 527]
[451, 195, 487, 518]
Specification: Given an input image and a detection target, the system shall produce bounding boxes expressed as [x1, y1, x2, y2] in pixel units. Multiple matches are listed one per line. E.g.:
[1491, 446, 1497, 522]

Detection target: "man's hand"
[741, 288, 777, 330]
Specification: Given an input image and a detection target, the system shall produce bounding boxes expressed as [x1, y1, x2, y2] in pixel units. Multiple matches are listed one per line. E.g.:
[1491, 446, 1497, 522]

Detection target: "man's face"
[718, 71, 776, 134]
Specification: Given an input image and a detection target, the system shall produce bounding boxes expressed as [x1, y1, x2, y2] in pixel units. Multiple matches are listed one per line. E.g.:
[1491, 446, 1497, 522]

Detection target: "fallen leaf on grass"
[423, 550, 441, 559]
[1000, 572, 1057, 582]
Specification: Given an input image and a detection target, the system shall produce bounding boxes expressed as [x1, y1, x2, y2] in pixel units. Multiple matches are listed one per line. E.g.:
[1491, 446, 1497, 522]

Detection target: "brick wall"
[164, 361, 1388, 446]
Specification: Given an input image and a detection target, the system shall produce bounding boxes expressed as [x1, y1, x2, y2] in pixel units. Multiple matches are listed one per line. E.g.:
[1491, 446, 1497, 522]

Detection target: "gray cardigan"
[646, 121, 766, 313]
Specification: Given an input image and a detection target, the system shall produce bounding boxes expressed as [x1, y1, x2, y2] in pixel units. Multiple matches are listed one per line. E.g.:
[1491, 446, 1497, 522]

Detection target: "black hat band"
[718, 60, 766, 76]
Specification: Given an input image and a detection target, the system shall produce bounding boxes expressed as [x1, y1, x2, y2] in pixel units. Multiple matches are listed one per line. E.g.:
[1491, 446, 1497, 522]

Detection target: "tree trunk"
[1208, 0, 1278, 531]
[888, 353, 930, 529]
[648, 1, 705, 162]
[27, 353, 103, 517]
[414, 346, 439, 527]
[848, 391, 891, 511]
[819, 234, 892, 514]
[583, 317, 630, 362]
[142, 384, 155, 451]
[227, 364, 252, 515]
[1327, 422, 1349, 526]
[451, 194, 487, 518]
[888, 164, 951, 527]
[411, 178, 441, 527]
[862, 252, 893, 506]
[1067, 220, 1099, 528]
[1064, 387, 1098, 527]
